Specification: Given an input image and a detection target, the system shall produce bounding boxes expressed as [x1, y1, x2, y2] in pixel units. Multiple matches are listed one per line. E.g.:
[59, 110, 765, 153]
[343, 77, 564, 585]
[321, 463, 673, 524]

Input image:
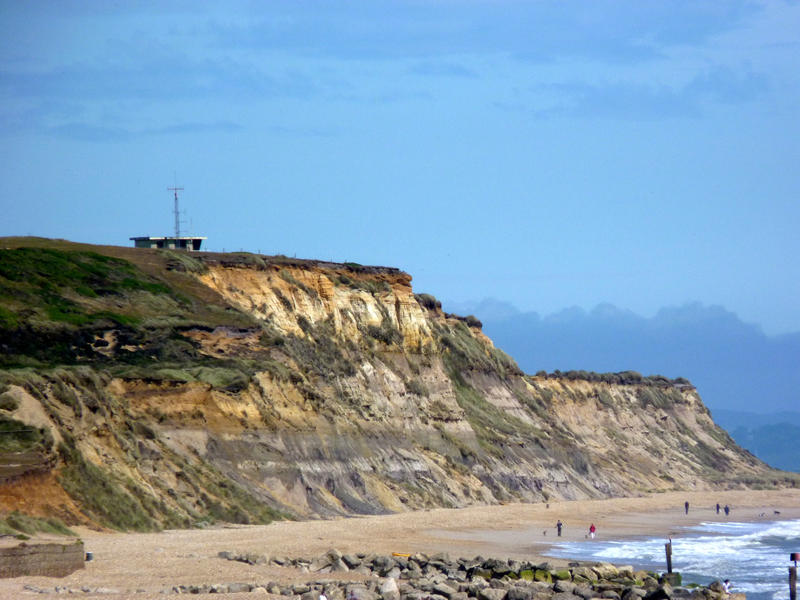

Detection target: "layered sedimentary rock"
[0, 239, 788, 530]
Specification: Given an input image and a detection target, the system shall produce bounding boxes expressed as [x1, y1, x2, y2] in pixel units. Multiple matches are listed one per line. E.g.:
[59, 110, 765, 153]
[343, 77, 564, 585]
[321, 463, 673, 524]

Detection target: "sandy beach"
[3, 489, 800, 599]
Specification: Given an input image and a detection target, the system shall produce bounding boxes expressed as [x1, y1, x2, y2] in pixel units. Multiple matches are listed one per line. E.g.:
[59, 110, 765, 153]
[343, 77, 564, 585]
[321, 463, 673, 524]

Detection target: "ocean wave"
[545, 519, 800, 600]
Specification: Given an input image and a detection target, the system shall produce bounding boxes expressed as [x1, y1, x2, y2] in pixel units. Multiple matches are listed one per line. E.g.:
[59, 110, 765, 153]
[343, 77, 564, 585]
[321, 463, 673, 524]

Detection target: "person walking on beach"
[684, 501, 689, 515]
[716, 503, 720, 514]
[589, 523, 596, 539]
[556, 520, 563, 537]
[724, 504, 730, 516]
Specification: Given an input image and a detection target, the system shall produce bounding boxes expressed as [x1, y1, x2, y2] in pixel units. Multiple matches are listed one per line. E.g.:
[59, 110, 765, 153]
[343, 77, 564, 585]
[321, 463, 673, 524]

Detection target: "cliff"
[0, 238, 791, 530]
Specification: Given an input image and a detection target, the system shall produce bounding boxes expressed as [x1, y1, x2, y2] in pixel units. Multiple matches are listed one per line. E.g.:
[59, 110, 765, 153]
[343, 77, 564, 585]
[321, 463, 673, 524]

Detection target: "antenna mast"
[167, 186, 184, 238]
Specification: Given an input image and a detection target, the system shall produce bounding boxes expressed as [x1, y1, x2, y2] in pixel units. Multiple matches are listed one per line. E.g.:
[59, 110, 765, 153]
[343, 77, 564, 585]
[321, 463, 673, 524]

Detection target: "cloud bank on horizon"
[1, 1, 798, 334]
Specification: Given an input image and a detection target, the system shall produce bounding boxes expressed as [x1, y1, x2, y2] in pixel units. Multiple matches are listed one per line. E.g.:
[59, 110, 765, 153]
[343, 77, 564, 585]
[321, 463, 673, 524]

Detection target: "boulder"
[707, 582, 725, 594]
[506, 586, 535, 600]
[380, 577, 400, 600]
[326, 587, 346, 600]
[433, 583, 459, 598]
[471, 567, 495, 580]
[534, 571, 552, 583]
[554, 581, 576, 594]
[642, 578, 659, 592]
[451, 570, 469, 583]
[326, 549, 343, 562]
[478, 588, 509, 600]
[592, 563, 619, 579]
[346, 585, 379, 600]
[331, 558, 351, 573]
[468, 580, 491, 596]
[342, 554, 362, 569]
[374, 556, 397, 572]
[461, 559, 483, 572]
[660, 573, 682, 587]
[488, 559, 513, 578]
[574, 586, 599, 599]
[553, 570, 572, 581]
[621, 589, 646, 600]
[553, 593, 582, 600]
[310, 557, 331, 572]
[643, 585, 671, 600]
[411, 553, 430, 567]
[573, 567, 599, 582]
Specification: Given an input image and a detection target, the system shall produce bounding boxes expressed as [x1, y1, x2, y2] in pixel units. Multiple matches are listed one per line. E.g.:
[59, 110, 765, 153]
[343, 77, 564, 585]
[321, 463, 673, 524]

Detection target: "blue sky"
[1, 1, 799, 334]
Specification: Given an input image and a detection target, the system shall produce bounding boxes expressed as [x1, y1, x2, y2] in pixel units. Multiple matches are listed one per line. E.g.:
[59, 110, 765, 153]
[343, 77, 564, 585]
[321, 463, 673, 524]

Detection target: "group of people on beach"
[553, 500, 733, 542]
[684, 501, 730, 516]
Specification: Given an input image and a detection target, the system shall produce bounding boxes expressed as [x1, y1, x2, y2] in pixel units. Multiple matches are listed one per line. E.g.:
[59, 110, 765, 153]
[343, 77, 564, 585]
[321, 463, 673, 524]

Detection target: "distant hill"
[454, 299, 800, 415]
[450, 298, 800, 471]
[712, 409, 800, 472]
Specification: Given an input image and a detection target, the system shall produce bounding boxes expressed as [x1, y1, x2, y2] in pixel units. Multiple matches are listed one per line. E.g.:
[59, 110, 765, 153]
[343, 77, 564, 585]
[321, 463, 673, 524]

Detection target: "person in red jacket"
[589, 523, 596, 539]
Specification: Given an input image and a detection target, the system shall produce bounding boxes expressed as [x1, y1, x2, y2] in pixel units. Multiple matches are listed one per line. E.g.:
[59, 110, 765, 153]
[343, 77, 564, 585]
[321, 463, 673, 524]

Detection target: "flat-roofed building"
[130, 236, 206, 251]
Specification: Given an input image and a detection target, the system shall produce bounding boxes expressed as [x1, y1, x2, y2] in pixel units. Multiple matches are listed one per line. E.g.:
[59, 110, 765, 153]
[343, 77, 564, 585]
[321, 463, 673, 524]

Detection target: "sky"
[1, 1, 799, 335]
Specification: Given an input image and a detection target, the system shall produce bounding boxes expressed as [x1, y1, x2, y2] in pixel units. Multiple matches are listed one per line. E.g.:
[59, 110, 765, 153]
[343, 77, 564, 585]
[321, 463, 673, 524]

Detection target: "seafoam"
[545, 519, 800, 600]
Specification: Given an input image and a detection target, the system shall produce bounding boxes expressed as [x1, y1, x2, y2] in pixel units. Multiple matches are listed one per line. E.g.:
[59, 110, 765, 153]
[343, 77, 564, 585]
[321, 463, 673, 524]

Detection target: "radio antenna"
[167, 186, 184, 238]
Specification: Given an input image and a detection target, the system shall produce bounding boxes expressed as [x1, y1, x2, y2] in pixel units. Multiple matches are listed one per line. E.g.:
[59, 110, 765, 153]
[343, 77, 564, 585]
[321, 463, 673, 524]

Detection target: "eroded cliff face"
[0, 241, 788, 530]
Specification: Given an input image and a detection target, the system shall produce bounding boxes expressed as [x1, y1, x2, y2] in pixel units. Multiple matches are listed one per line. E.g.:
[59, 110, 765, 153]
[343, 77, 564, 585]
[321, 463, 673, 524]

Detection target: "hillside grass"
[0, 511, 76, 539]
[0, 416, 52, 453]
[0, 245, 259, 369]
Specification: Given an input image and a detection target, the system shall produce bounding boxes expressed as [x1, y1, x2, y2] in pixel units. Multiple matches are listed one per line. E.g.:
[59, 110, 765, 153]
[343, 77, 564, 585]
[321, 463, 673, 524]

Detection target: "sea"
[544, 519, 800, 600]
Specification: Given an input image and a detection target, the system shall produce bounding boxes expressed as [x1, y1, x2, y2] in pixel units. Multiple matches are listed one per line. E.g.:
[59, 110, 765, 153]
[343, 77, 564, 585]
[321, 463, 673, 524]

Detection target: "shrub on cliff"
[415, 293, 442, 311]
[366, 316, 403, 346]
[465, 315, 483, 329]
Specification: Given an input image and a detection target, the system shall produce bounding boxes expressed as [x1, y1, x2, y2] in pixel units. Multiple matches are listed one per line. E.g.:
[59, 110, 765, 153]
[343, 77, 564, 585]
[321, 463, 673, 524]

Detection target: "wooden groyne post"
[790, 553, 799, 600]
[665, 540, 673, 574]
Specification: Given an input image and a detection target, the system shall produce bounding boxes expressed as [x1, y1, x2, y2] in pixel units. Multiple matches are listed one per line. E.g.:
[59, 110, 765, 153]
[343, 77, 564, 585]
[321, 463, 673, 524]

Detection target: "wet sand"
[2, 489, 799, 599]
